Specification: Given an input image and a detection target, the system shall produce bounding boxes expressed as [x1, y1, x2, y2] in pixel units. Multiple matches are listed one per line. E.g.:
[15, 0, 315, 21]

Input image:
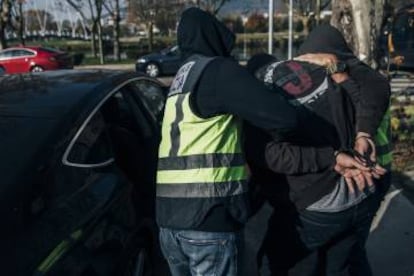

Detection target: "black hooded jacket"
[245, 27, 390, 211]
[298, 25, 391, 136]
[159, 8, 300, 232]
[178, 8, 298, 134]
[245, 54, 357, 210]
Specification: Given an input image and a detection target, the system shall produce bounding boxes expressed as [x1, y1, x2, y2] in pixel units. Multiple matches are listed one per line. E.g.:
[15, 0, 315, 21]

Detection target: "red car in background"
[0, 46, 73, 74]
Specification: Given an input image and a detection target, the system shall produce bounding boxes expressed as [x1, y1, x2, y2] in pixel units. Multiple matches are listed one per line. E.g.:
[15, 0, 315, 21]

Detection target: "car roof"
[1, 45, 39, 51]
[0, 69, 144, 118]
[0, 45, 61, 53]
[0, 69, 150, 193]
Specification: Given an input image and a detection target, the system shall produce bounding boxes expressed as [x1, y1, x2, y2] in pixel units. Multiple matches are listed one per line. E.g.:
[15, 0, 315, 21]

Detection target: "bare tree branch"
[195, 0, 232, 15]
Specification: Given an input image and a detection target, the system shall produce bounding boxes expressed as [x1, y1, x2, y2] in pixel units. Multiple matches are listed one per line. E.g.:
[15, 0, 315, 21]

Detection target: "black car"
[135, 46, 183, 78]
[0, 70, 168, 275]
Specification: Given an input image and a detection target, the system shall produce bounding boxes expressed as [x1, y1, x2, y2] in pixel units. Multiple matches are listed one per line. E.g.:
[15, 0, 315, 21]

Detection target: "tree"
[194, 0, 232, 15]
[0, 0, 12, 49]
[88, 0, 105, 64]
[103, 0, 121, 61]
[10, 0, 25, 45]
[221, 15, 244, 33]
[129, 0, 182, 52]
[245, 12, 267, 33]
[282, 0, 331, 34]
[24, 10, 42, 33]
[330, 0, 385, 67]
[155, 6, 181, 36]
[64, 0, 105, 64]
[25, 9, 56, 35]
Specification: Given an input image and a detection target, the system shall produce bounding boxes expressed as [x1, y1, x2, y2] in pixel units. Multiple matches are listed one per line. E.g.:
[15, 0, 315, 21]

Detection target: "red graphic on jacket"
[282, 61, 312, 97]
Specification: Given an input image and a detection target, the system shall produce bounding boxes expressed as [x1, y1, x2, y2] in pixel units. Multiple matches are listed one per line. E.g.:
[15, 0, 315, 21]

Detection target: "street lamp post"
[288, 0, 293, 59]
[268, 0, 274, 54]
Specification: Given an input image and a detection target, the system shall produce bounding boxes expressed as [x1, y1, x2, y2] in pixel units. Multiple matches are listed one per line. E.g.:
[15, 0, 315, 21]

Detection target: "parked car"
[135, 45, 183, 77]
[0, 70, 169, 276]
[0, 46, 73, 74]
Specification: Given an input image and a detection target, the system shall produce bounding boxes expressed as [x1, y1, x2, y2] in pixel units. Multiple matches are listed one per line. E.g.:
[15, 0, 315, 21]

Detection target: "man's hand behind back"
[334, 151, 385, 193]
[353, 132, 387, 178]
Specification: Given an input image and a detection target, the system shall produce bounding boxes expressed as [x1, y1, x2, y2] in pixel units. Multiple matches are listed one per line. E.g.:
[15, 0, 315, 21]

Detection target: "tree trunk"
[331, 0, 385, 68]
[0, 28, 6, 49]
[71, 21, 76, 38]
[91, 22, 97, 58]
[148, 21, 153, 52]
[113, 0, 120, 61]
[97, 22, 104, 64]
[0, 0, 11, 50]
[18, 2, 25, 46]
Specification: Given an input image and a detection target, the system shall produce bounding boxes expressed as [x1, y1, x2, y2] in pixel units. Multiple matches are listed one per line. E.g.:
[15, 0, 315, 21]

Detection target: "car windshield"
[161, 46, 178, 55]
[39, 46, 63, 54]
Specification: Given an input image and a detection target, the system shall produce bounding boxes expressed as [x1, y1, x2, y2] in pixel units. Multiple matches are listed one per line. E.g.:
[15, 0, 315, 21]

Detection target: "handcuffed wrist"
[334, 148, 353, 161]
[355, 135, 371, 142]
[356, 132, 371, 140]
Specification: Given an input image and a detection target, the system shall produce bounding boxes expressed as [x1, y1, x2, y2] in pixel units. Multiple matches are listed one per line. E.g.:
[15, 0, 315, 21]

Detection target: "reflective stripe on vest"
[157, 179, 248, 198]
[375, 109, 392, 167]
[158, 153, 245, 170]
[157, 59, 248, 199]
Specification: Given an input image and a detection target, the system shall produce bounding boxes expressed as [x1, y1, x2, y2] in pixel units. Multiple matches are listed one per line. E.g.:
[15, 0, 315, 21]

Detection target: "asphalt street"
[241, 174, 414, 276]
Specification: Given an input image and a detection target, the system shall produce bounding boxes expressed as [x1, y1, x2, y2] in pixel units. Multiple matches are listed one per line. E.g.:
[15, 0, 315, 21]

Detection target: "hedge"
[7, 33, 305, 65]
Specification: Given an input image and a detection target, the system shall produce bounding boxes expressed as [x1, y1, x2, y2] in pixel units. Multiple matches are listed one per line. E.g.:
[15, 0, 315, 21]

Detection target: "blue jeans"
[159, 228, 241, 276]
[258, 193, 383, 276]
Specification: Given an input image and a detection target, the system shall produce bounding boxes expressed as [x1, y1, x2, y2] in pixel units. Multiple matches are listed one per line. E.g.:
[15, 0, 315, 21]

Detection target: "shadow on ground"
[367, 172, 414, 276]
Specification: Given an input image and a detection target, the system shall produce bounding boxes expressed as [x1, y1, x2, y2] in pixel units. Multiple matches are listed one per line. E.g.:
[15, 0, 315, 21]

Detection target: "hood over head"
[298, 25, 356, 61]
[246, 53, 278, 80]
[177, 7, 235, 59]
[246, 53, 278, 75]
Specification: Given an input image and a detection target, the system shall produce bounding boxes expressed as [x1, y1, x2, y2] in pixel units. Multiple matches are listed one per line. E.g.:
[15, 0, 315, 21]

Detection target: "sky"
[31, 0, 284, 17]
[29, 0, 287, 22]
[25, 0, 82, 21]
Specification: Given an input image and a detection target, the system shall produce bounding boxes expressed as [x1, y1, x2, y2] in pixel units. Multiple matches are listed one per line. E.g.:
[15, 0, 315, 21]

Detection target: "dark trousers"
[258, 193, 383, 276]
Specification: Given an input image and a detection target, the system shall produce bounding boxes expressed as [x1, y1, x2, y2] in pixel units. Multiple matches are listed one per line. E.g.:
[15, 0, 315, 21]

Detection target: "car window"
[14, 49, 35, 57]
[0, 50, 13, 58]
[129, 80, 166, 123]
[101, 90, 137, 130]
[65, 111, 114, 166]
[170, 46, 180, 55]
[40, 47, 62, 54]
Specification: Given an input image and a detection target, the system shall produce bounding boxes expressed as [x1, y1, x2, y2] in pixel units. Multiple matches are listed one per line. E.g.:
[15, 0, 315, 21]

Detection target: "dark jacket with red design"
[245, 59, 357, 210]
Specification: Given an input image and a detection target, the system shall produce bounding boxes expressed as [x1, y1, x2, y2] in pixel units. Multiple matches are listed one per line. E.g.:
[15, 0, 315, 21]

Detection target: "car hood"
[139, 52, 166, 61]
